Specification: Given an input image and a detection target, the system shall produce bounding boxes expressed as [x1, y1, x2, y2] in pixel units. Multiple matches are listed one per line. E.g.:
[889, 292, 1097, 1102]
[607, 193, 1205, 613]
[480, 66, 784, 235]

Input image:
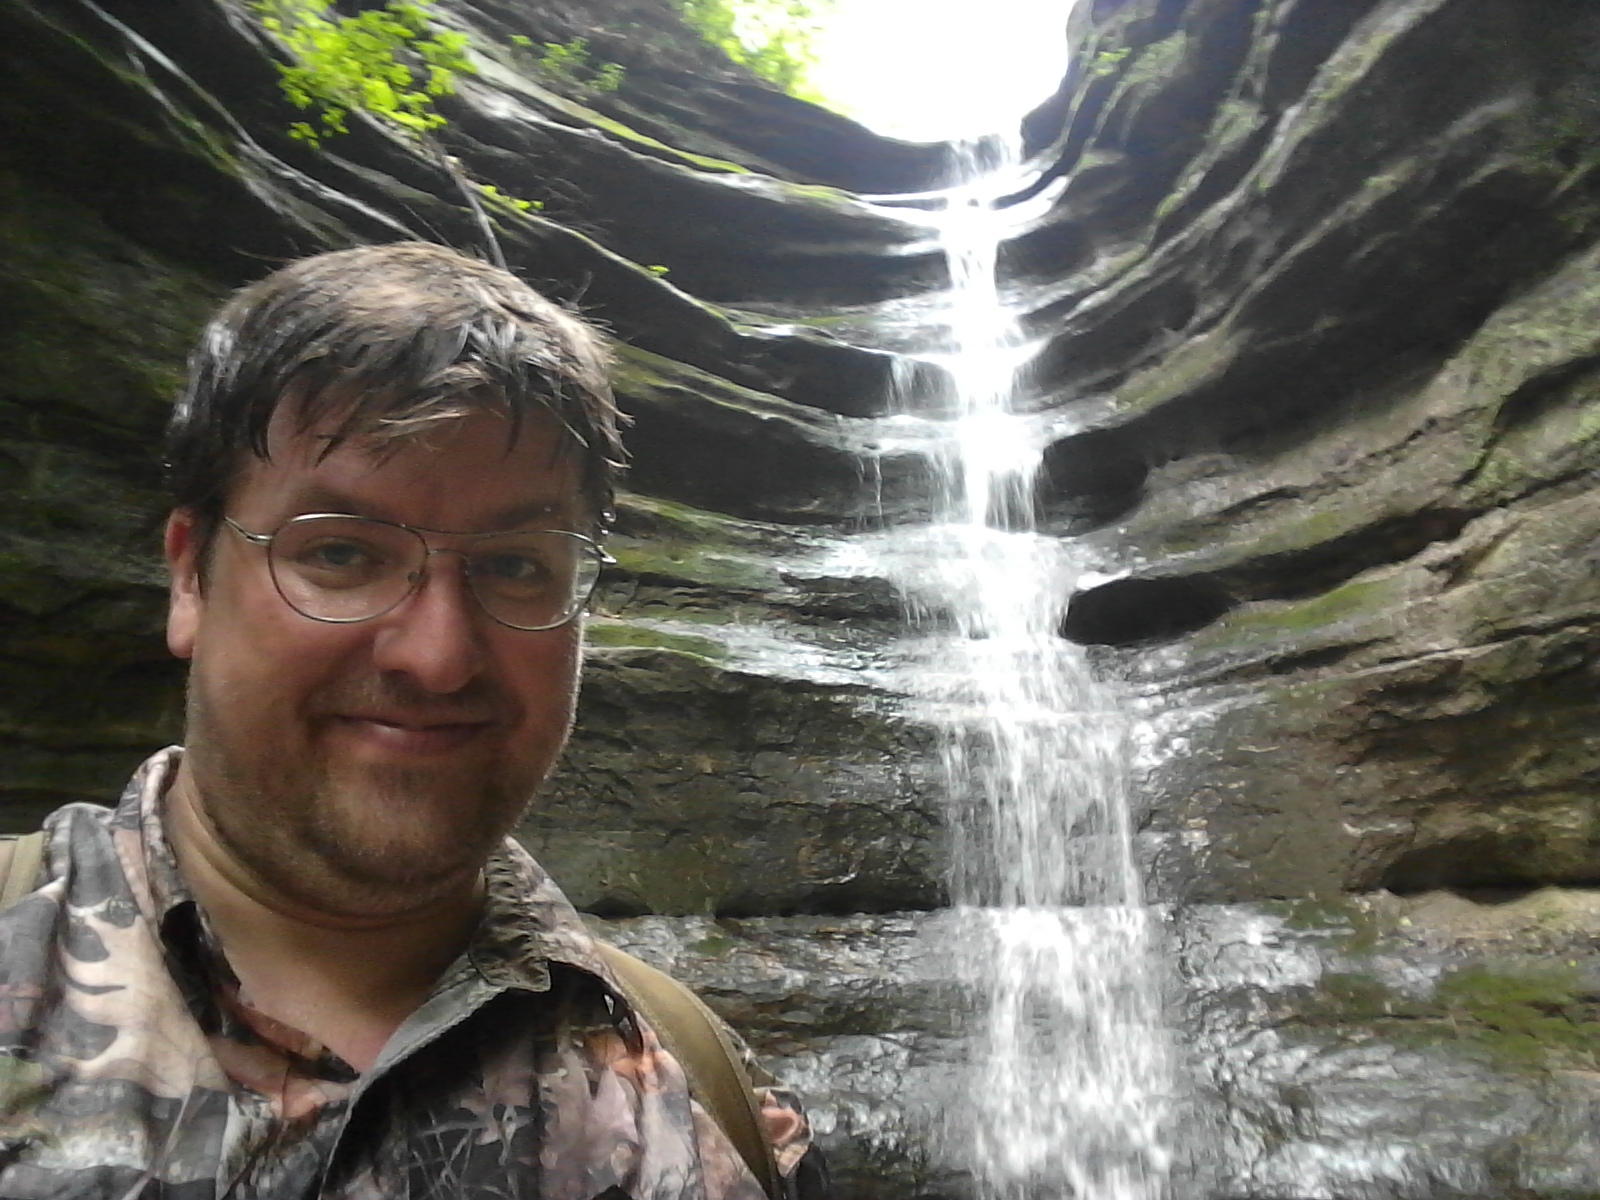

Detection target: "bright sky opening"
[808, 0, 1078, 144]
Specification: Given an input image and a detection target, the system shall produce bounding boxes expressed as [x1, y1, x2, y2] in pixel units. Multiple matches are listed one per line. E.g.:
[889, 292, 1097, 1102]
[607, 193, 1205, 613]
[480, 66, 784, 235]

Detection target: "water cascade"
[875, 138, 1177, 1199]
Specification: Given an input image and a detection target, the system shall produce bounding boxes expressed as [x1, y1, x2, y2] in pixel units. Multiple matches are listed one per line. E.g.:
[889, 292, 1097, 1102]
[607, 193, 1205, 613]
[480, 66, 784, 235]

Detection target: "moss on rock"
[584, 618, 729, 661]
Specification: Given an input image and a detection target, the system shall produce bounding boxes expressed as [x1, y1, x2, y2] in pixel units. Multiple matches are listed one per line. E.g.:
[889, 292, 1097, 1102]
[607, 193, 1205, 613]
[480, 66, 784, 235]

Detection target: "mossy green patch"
[1185, 574, 1400, 664]
[579, 109, 752, 175]
[1224, 576, 1396, 637]
[1111, 326, 1237, 416]
[1467, 367, 1600, 504]
[1121, 30, 1190, 89]
[612, 493, 784, 547]
[1310, 971, 1411, 1022]
[1290, 969, 1438, 1038]
[585, 620, 728, 661]
[1436, 964, 1600, 1072]
[1288, 958, 1600, 1075]
[0, 171, 220, 430]
[689, 931, 736, 957]
[606, 540, 783, 592]
[1266, 894, 1384, 955]
[610, 344, 816, 430]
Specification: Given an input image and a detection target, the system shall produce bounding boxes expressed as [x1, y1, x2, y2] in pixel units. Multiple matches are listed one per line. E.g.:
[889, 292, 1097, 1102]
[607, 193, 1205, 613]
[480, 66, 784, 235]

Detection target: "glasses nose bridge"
[407, 541, 475, 587]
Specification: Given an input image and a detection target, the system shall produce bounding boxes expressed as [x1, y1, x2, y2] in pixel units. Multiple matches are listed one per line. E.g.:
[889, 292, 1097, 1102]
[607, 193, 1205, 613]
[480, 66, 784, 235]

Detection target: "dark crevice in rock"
[1258, 0, 1378, 115]
[1037, 427, 1149, 529]
[582, 896, 656, 920]
[1060, 576, 1234, 646]
[608, 345, 945, 525]
[1381, 840, 1600, 896]
[1147, 122, 1274, 247]
[1262, 642, 1367, 676]
[617, 405, 858, 525]
[598, 73, 952, 194]
[1215, 507, 1475, 601]
[1027, 0, 1268, 257]
[1063, 502, 1477, 649]
[713, 887, 945, 920]
[446, 100, 938, 307]
[1000, 218, 1096, 290]
[1488, 353, 1600, 435]
[1111, 1, 1262, 190]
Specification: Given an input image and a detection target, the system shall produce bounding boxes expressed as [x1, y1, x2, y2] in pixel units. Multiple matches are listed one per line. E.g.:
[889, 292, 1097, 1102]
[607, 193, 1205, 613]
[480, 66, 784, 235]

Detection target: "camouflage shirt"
[0, 748, 814, 1199]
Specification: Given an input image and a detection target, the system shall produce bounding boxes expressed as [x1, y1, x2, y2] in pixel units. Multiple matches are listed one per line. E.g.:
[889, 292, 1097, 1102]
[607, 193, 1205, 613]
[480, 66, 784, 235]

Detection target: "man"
[0, 243, 816, 1198]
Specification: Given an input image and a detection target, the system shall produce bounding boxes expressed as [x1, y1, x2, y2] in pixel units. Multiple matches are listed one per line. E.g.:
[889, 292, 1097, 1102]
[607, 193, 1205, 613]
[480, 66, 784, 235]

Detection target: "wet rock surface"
[12, 0, 1600, 1193]
[1177, 889, 1600, 1199]
[585, 912, 966, 1200]
[531, 646, 944, 917]
[1016, 0, 1600, 924]
[598, 890, 1600, 1200]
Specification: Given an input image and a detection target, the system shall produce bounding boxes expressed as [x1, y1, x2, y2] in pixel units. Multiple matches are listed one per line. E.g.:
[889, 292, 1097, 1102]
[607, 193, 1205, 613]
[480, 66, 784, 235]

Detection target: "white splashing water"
[876, 137, 1176, 1200]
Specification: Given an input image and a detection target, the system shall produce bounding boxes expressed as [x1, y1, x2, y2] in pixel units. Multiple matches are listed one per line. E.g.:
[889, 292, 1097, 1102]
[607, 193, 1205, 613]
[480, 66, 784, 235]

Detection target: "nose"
[369, 551, 486, 694]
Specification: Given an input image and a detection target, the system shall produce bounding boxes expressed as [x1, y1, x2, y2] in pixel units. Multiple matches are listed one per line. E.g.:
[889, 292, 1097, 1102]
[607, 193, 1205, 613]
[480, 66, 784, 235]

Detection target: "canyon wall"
[7, 0, 1600, 1195]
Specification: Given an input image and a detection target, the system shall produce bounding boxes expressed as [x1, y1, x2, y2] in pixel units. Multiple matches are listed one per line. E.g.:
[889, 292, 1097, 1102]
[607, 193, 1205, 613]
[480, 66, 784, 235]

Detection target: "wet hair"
[166, 242, 626, 539]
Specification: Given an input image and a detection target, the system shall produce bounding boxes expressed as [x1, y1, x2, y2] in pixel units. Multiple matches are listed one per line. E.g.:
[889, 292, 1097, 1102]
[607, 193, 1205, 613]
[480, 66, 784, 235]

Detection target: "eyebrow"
[280, 485, 570, 531]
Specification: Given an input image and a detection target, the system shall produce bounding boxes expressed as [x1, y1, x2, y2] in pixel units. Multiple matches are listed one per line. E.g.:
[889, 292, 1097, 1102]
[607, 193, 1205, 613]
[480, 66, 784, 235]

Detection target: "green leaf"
[251, 0, 474, 147]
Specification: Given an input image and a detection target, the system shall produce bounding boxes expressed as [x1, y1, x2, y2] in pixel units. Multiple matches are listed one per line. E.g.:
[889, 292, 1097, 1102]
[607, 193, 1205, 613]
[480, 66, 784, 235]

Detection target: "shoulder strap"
[0, 830, 47, 912]
[593, 940, 782, 1200]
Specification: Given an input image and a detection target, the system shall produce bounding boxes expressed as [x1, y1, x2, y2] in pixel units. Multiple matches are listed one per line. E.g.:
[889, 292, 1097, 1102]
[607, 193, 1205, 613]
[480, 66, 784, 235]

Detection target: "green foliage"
[1091, 46, 1131, 79]
[509, 35, 627, 93]
[478, 184, 541, 213]
[674, 0, 831, 99]
[254, 0, 474, 147]
[535, 36, 588, 82]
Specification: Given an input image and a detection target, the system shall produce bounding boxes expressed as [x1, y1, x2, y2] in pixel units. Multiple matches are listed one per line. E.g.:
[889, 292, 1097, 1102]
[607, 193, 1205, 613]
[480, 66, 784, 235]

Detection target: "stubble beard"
[182, 678, 545, 919]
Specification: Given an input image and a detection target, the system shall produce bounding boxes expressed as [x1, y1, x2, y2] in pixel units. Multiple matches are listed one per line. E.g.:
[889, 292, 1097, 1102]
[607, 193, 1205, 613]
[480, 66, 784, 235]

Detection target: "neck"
[165, 764, 485, 1073]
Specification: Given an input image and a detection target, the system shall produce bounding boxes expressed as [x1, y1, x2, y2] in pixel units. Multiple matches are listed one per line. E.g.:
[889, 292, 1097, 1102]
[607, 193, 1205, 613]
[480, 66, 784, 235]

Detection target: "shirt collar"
[116, 746, 617, 995]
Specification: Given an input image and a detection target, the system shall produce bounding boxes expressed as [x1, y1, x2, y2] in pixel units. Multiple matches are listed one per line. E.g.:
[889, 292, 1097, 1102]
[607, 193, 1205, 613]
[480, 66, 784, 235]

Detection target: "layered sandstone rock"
[10, 0, 1600, 1195]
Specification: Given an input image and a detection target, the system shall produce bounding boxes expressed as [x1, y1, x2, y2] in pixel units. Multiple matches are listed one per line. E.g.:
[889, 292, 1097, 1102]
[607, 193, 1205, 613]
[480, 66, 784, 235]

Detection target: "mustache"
[310, 673, 511, 723]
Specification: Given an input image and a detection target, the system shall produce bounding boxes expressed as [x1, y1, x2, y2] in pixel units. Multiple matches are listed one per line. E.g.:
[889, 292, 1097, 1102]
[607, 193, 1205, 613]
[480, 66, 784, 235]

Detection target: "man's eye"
[300, 540, 379, 571]
[475, 553, 550, 584]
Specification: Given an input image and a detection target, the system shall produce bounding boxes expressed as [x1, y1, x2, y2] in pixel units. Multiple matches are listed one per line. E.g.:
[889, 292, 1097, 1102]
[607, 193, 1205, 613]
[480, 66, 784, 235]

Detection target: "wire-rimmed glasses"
[223, 513, 614, 632]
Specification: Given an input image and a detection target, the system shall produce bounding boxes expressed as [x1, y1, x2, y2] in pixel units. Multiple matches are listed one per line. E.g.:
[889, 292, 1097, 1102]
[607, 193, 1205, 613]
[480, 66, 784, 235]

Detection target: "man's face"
[165, 407, 586, 916]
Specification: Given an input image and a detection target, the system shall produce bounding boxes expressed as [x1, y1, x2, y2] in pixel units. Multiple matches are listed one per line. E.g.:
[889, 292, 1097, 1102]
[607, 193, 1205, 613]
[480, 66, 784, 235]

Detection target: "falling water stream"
[873, 136, 1176, 1200]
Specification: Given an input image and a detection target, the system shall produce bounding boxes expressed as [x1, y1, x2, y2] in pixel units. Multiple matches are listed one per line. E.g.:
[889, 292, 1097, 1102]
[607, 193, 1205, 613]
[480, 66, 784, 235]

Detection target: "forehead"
[232, 405, 586, 531]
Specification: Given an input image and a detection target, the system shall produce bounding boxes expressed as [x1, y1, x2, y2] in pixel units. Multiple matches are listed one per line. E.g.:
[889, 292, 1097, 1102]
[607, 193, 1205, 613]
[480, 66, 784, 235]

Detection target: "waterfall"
[876, 136, 1176, 1200]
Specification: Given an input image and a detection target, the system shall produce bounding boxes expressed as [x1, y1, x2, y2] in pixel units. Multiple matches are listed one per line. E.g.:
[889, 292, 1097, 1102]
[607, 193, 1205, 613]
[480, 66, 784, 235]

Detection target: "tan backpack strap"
[0, 831, 46, 912]
[593, 941, 782, 1200]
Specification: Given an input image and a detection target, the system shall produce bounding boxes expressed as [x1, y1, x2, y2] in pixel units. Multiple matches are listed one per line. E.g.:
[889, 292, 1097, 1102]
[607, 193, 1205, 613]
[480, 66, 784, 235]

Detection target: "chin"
[311, 765, 530, 886]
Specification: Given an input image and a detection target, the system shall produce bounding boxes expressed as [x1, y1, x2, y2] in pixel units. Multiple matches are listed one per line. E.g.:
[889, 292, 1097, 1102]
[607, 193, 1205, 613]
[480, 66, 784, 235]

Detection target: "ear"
[165, 510, 204, 661]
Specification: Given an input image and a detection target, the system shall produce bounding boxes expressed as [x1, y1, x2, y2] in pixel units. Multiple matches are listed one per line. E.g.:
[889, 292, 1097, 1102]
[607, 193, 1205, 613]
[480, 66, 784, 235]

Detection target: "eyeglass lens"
[267, 516, 601, 630]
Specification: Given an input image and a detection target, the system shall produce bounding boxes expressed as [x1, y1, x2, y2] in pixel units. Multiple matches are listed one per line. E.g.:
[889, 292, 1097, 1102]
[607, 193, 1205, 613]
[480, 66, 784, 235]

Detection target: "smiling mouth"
[334, 715, 494, 755]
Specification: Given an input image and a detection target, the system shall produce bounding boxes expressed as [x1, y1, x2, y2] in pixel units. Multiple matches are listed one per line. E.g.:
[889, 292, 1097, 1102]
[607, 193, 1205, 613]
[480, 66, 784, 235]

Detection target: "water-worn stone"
[1176, 890, 1600, 1198]
[1005, 0, 1600, 924]
[531, 646, 944, 917]
[585, 912, 967, 1200]
[588, 891, 1600, 1200]
[16, 0, 1600, 1192]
